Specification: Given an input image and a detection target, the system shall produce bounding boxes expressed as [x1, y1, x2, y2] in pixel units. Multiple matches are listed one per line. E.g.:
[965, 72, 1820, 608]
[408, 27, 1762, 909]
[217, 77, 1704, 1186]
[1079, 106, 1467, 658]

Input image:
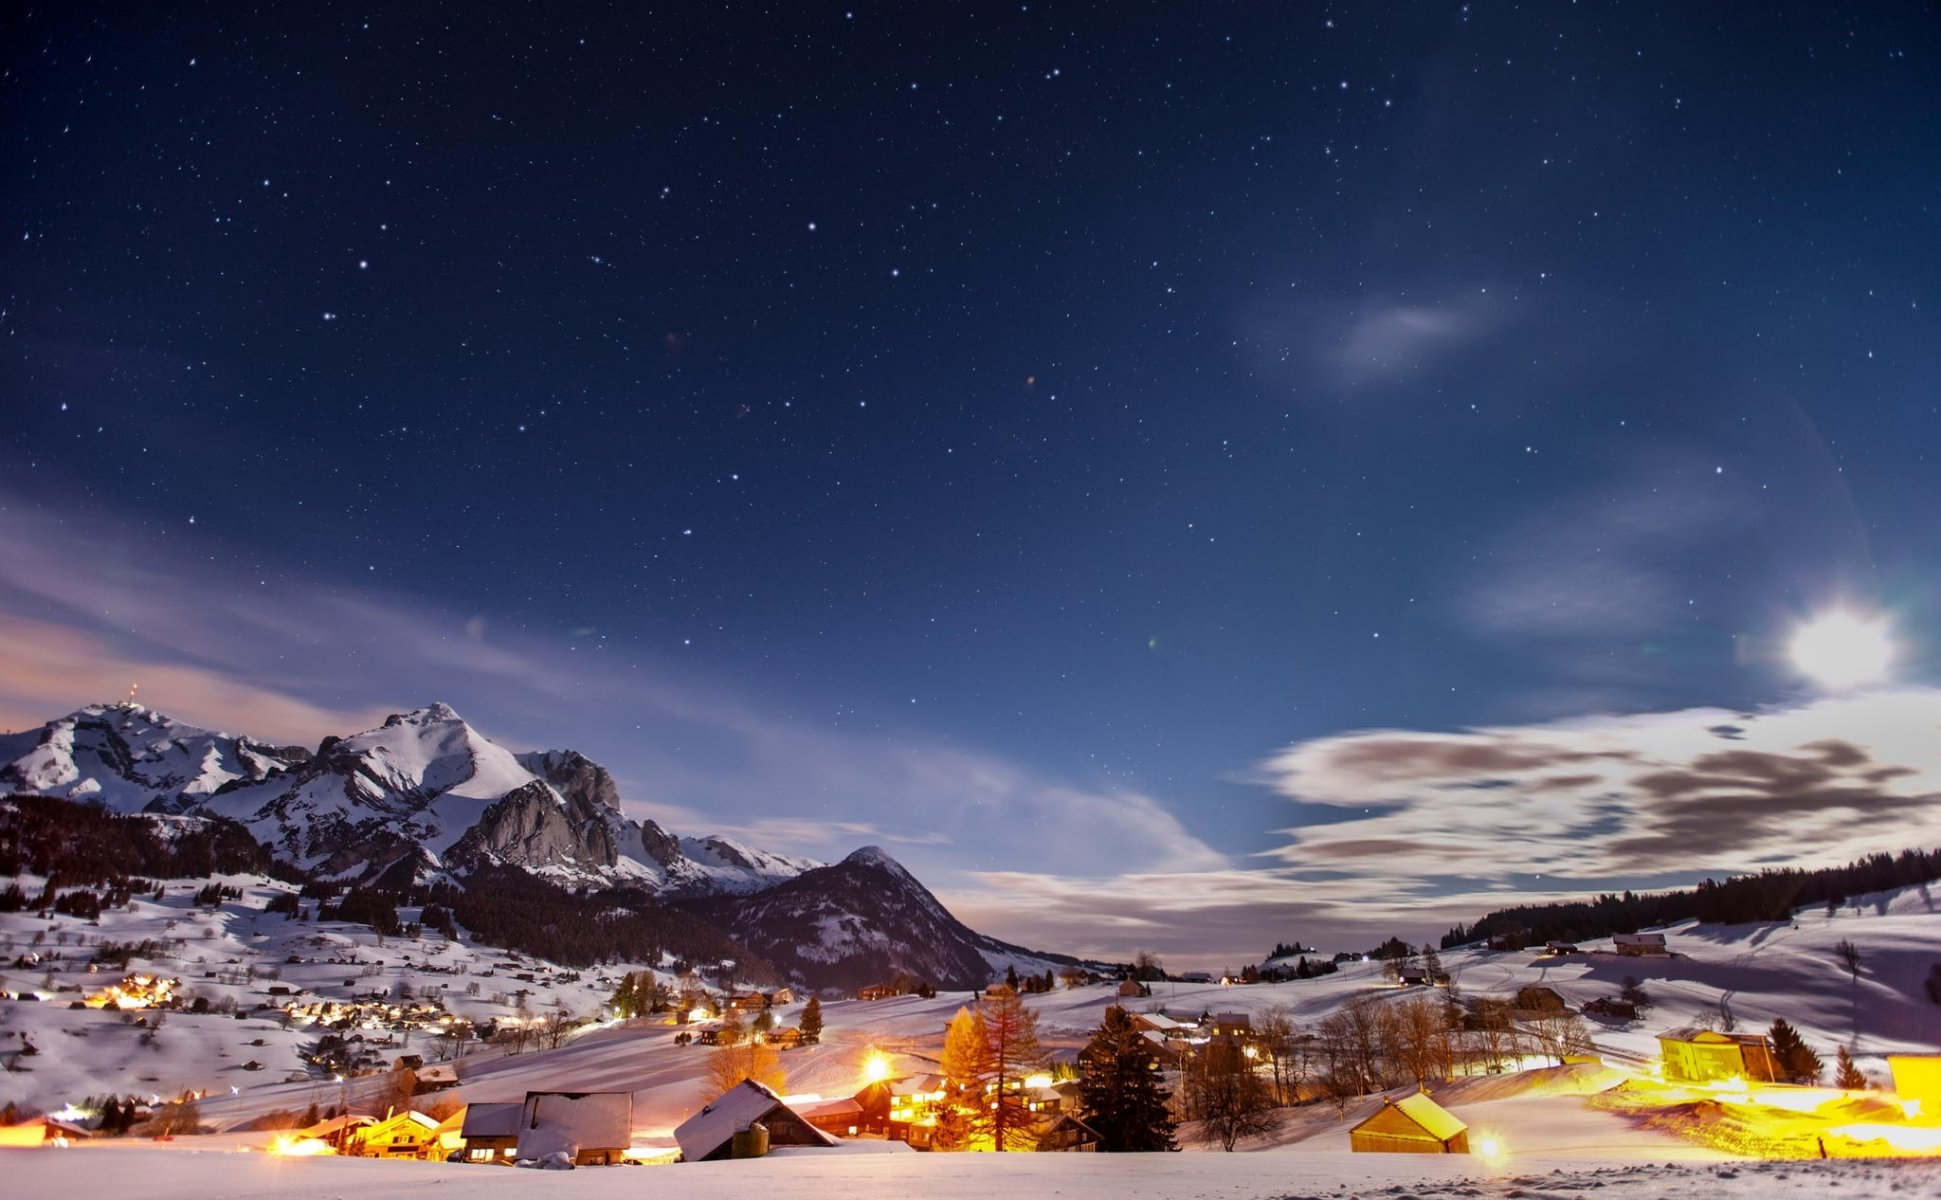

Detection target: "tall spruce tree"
[799, 994, 824, 1044]
[1833, 1044, 1867, 1090]
[1766, 1018, 1822, 1083]
[1078, 1005, 1178, 1151]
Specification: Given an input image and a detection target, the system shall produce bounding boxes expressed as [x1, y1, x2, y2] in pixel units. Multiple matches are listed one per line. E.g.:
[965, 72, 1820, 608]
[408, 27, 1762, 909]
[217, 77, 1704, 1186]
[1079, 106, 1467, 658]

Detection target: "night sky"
[4, 3, 1938, 967]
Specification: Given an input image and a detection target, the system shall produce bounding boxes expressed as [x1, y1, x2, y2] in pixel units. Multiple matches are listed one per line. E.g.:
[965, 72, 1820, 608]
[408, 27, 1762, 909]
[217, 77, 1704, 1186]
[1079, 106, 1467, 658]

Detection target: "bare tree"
[1388, 995, 1454, 1086]
[702, 1038, 785, 1098]
[1185, 1040, 1283, 1151]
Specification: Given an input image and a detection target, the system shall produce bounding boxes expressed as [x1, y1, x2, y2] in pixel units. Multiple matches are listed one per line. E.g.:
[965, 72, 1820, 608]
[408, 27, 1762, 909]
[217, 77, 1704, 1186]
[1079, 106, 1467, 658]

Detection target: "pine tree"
[799, 994, 823, 1044]
[1766, 1018, 1822, 1083]
[1833, 1045, 1867, 1090]
[1078, 1005, 1177, 1151]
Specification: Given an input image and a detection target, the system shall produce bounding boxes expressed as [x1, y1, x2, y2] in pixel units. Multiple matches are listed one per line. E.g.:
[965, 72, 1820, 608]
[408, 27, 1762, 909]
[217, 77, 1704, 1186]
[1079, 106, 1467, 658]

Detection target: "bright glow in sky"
[1789, 612, 1894, 691]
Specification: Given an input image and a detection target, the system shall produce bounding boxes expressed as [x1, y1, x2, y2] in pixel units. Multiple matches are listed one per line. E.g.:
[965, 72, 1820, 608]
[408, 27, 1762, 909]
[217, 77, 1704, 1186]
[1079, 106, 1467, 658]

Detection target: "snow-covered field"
[4, 872, 1939, 1197]
[7, 1142, 1939, 1200]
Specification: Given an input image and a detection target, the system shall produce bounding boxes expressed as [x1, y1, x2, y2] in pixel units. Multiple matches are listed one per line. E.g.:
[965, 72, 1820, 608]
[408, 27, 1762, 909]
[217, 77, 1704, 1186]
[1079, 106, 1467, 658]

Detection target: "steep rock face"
[681, 846, 1004, 991]
[447, 778, 621, 874]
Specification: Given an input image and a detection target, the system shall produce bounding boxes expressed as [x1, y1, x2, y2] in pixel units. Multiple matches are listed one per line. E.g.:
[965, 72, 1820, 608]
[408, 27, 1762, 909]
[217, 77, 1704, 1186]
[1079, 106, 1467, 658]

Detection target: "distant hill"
[1445, 848, 1941, 949]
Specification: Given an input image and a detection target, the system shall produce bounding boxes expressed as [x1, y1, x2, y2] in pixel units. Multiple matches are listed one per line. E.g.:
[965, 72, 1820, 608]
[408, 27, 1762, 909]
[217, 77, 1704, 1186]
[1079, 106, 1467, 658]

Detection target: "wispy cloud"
[0, 492, 1223, 888]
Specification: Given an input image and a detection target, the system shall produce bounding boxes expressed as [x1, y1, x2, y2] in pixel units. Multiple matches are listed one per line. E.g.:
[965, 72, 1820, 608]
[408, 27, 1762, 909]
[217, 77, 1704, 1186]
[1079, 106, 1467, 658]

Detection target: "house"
[300, 1112, 374, 1149]
[350, 1110, 440, 1158]
[416, 1062, 460, 1092]
[427, 1107, 469, 1160]
[800, 1096, 866, 1137]
[1512, 985, 1569, 1014]
[1033, 1111, 1103, 1152]
[1210, 1012, 1253, 1039]
[675, 1079, 840, 1162]
[1582, 997, 1639, 1021]
[1131, 1011, 1188, 1037]
[1656, 1027, 1780, 1084]
[1545, 941, 1580, 955]
[0, 1117, 91, 1147]
[857, 984, 899, 1001]
[728, 991, 769, 1013]
[457, 1101, 523, 1163]
[1177, 971, 1214, 984]
[1138, 1030, 1183, 1069]
[766, 987, 797, 1006]
[1117, 980, 1152, 998]
[768, 1026, 804, 1050]
[1349, 1092, 1470, 1154]
[1613, 933, 1669, 957]
[515, 1090, 633, 1166]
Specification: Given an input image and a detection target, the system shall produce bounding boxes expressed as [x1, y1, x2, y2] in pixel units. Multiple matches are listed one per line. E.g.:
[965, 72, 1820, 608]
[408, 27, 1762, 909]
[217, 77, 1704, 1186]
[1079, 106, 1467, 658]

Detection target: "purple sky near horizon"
[3, 3, 1938, 967]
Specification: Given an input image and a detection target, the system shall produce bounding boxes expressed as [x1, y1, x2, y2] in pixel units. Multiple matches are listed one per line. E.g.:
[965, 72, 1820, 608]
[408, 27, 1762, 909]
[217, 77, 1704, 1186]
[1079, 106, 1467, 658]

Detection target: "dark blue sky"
[4, 3, 1937, 963]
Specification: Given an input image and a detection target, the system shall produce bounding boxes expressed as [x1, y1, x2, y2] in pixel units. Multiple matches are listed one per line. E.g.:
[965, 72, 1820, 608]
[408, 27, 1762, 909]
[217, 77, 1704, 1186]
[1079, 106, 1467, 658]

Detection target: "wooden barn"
[1348, 1092, 1469, 1154]
[457, 1101, 522, 1163]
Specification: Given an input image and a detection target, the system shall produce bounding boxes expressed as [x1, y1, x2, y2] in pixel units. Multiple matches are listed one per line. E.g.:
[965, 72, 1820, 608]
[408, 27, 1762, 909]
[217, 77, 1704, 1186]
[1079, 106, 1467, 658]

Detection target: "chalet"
[1349, 1092, 1469, 1154]
[1117, 980, 1152, 998]
[728, 991, 769, 1013]
[0, 1117, 91, 1147]
[857, 984, 899, 1001]
[1397, 970, 1434, 988]
[1613, 932, 1669, 957]
[800, 1096, 866, 1137]
[457, 1101, 523, 1163]
[428, 1107, 468, 1161]
[767, 1026, 805, 1050]
[1656, 1027, 1780, 1084]
[1131, 1011, 1189, 1037]
[1512, 985, 1569, 1014]
[766, 987, 797, 1006]
[675, 1080, 840, 1162]
[1210, 1012, 1253, 1039]
[416, 1062, 460, 1092]
[1582, 997, 1640, 1021]
[300, 1112, 375, 1149]
[350, 1109, 440, 1159]
[1033, 1112, 1103, 1152]
[1177, 971, 1214, 984]
[515, 1090, 633, 1166]
[392, 1054, 425, 1071]
[1138, 1030, 1184, 1069]
[1545, 941, 1580, 955]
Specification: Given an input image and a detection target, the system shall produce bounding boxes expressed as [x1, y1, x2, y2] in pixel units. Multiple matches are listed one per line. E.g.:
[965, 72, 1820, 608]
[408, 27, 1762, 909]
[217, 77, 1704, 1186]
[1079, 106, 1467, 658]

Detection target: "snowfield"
[6, 1141, 1939, 1200]
[3, 869, 1938, 1197]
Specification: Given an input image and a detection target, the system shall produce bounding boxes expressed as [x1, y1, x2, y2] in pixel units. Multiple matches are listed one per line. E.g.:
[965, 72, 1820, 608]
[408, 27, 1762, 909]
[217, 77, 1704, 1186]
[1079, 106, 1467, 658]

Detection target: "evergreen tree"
[1077, 1006, 1177, 1152]
[799, 994, 823, 1044]
[1766, 1018, 1822, 1084]
[1833, 1045, 1868, 1090]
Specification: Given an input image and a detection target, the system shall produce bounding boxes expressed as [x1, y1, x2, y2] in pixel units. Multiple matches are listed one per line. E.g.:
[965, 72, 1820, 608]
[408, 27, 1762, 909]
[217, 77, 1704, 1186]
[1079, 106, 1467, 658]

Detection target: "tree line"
[1445, 848, 1941, 949]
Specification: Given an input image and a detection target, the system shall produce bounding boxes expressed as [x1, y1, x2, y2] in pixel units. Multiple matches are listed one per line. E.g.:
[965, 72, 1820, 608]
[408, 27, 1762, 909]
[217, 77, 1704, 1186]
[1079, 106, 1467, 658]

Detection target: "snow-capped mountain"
[0, 702, 816, 896]
[680, 844, 1080, 991]
[0, 704, 308, 813]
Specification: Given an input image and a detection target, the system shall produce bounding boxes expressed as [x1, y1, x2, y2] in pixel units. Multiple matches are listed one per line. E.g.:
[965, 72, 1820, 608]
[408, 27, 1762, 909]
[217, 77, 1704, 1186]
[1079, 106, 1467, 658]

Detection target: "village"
[5, 882, 1941, 1174]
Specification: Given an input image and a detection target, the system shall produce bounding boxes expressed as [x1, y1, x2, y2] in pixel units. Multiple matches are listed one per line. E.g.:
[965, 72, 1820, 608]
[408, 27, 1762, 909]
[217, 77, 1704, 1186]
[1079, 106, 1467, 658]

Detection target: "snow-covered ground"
[6, 1141, 1939, 1200]
[4, 872, 1938, 1173]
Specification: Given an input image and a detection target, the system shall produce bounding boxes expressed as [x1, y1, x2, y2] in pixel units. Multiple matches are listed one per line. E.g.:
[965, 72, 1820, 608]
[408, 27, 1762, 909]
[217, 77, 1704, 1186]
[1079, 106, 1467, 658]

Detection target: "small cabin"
[1656, 1027, 1779, 1084]
[1349, 1092, 1469, 1154]
[857, 984, 899, 1001]
[1613, 932, 1668, 957]
[1117, 980, 1152, 998]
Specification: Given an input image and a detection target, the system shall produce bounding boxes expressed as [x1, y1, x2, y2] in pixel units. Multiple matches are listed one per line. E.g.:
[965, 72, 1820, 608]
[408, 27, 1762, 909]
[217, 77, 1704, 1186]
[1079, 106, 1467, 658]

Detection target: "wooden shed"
[1349, 1092, 1469, 1154]
[1656, 1027, 1779, 1084]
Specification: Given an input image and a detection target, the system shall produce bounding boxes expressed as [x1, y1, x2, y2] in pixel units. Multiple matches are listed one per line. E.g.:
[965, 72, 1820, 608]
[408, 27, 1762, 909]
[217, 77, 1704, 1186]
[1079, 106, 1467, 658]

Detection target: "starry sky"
[4, 3, 1939, 968]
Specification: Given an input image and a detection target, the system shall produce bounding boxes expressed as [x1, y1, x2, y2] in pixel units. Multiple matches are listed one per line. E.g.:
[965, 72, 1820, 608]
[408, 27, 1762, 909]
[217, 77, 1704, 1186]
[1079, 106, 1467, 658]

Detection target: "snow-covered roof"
[674, 1080, 837, 1162]
[1353, 1092, 1467, 1142]
[459, 1101, 523, 1140]
[516, 1091, 633, 1160]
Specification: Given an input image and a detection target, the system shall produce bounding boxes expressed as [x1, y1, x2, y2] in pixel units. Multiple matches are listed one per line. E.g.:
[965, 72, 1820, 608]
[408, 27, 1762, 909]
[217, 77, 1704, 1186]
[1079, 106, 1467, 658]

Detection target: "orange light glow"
[863, 1052, 892, 1083]
[270, 1135, 336, 1157]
